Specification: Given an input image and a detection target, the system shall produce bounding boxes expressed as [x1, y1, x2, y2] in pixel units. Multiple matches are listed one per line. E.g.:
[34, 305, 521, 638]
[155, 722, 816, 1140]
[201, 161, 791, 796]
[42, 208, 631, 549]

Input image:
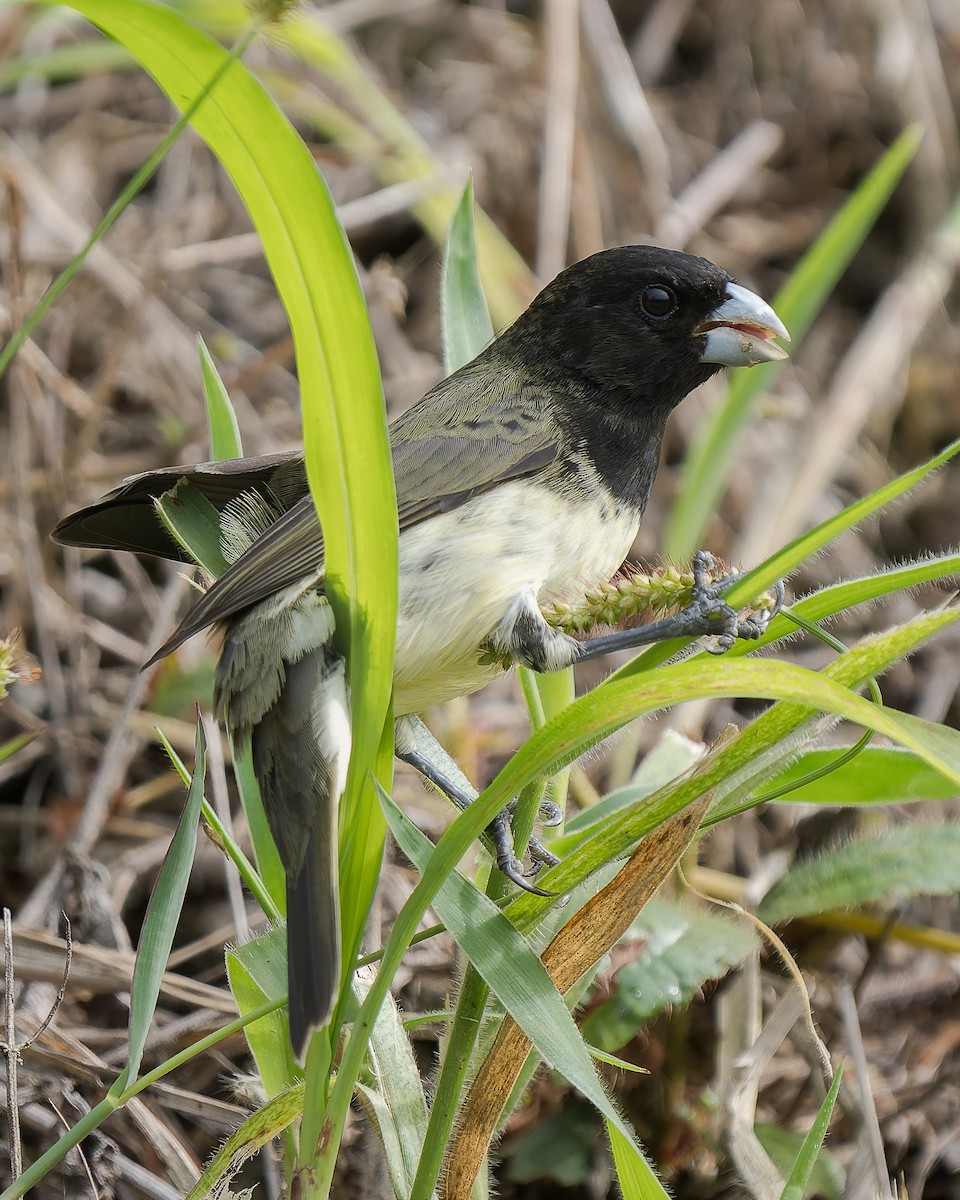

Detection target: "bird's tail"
[217, 583, 350, 1060]
[285, 815, 341, 1057]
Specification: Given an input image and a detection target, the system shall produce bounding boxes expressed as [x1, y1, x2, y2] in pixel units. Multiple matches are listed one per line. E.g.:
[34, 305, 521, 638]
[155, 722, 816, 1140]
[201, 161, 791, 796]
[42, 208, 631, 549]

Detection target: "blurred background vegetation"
[1, 1, 960, 1197]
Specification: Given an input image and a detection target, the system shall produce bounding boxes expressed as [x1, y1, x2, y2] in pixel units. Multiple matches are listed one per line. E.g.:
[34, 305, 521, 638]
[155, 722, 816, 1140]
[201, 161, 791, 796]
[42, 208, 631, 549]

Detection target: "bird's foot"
[572, 552, 785, 663]
[684, 550, 785, 654]
[489, 810, 560, 897]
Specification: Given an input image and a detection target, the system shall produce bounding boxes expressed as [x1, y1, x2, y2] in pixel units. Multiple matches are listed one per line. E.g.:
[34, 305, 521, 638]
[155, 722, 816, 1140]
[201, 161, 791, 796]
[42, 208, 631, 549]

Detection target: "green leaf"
[226, 926, 299, 1100]
[759, 823, 960, 923]
[354, 969, 429, 1200]
[440, 177, 494, 373]
[233, 744, 286, 912]
[155, 484, 285, 909]
[154, 728, 280, 924]
[490, 637, 960, 842]
[503, 609, 960, 932]
[665, 126, 922, 559]
[126, 717, 206, 1084]
[156, 481, 229, 578]
[561, 730, 704, 842]
[620, 439, 960, 681]
[198, 335, 243, 459]
[184, 1081, 305, 1200]
[721, 436, 960, 617]
[606, 1119, 672, 1200]
[60, 2, 398, 1051]
[758, 746, 959, 806]
[777, 1061, 845, 1200]
[380, 789, 658, 1171]
[580, 898, 756, 1051]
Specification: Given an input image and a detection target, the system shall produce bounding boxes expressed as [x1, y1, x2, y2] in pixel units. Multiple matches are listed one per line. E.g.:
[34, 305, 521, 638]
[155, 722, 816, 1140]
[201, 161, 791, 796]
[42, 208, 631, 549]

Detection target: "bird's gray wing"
[391, 364, 561, 528]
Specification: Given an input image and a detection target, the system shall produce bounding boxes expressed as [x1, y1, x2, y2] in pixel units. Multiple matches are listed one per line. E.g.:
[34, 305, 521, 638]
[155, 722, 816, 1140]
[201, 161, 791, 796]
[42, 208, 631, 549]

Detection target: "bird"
[53, 245, 789, 1057]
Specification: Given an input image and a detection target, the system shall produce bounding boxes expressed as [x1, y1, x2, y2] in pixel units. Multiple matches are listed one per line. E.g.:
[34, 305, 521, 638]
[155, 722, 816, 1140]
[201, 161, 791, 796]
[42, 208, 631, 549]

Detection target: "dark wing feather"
[52, 452, 306, 561]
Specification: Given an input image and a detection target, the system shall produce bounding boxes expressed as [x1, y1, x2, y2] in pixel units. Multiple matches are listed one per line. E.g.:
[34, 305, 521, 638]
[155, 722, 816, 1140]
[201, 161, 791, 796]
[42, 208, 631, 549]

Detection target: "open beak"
[697, 281, 791, 367]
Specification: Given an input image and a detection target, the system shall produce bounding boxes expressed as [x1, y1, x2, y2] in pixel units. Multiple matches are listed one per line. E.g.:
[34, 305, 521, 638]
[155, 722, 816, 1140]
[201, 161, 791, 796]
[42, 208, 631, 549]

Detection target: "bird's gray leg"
[574, 551, 785, 663]
[395, 715, 560, 897]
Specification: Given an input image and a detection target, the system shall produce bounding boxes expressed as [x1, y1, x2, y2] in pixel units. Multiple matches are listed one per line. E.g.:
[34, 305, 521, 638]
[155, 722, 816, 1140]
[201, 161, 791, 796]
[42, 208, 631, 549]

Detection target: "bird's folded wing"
[392, 371, 561, 528]
[145, 495, 324, 664]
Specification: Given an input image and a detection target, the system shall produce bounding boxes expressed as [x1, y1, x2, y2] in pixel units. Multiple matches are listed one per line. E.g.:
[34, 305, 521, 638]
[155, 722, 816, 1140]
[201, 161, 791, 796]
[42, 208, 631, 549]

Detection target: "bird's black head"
[504, 245, 788, 414]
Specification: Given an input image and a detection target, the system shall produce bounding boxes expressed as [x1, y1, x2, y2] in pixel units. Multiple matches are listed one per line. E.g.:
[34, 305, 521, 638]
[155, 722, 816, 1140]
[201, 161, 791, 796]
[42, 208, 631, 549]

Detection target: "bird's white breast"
[392, 477, 640, 714]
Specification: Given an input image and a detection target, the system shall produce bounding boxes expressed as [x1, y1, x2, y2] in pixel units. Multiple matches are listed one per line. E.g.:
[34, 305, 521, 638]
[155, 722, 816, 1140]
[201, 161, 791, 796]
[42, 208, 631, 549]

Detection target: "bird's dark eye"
[639, 284, 677, 319]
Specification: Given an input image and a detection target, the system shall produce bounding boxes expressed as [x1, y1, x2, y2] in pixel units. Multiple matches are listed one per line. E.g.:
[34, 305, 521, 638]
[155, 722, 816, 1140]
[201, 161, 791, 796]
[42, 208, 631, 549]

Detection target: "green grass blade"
[719, 435, 960, 612]
[156, 482, 229, 577]
[382, 791, 657, 1176]
[155, 483, 285, 908]
[194, 338, 286, 908]
[61, 4, 398, 1096]
[665, 126, 922, 560]
[0, 732, 36, 765]
[779, 1062, 844, 1200]
[232, 745, 286, 910]
[612, 438, 960, 680]
[753, 746, 959, 807]
[226, 927, 299, 1101]
[155, 728, 280, 921]
[355, 969, 429, 1200]
[441, 177, 494, 373]
[0, 7, 256, 380]
[606, 1119, 671, 1200]
[482, 632, 960, 831]
[198, 336, 243, 459]
[184, 1082, 305, 1200]
[500, 608, 960, 931]
[0, 35, 134, 90]
[125, 717, 206, 1083]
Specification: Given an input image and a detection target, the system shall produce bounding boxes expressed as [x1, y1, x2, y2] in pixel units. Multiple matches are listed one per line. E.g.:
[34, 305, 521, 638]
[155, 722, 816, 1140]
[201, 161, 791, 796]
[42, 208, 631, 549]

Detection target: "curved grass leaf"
[155, 481, 285, 908]
[226, 926, 297, 1102]
[504, 608, 960, 932]
[354, 968, 429, 1200]
[483, 651, 960, 839]
[184, 1082, 306, 1200]
[606, 1119, 671, 1200]
[60, 12, 399, 1140]
[616, 439, 960, 681]
[155, 481, 229, 578]
[0, 731, 36, 765]
[756, 746, 958, 807]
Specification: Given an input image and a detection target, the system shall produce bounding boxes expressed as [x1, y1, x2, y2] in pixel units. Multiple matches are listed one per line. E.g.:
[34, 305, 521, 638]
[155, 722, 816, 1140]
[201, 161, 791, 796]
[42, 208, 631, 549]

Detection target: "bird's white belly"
[392, 479, 639, 714]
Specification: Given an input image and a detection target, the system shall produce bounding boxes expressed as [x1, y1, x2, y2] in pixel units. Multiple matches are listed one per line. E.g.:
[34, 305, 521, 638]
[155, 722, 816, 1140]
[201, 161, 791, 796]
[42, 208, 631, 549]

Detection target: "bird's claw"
[688, 550, 784, 654]
[490, 812, 557, 897]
